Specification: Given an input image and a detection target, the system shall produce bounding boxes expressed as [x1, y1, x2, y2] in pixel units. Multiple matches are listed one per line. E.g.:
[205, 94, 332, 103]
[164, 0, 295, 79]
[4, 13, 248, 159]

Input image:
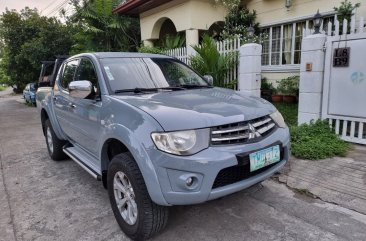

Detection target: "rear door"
[53, 59, 79, 138]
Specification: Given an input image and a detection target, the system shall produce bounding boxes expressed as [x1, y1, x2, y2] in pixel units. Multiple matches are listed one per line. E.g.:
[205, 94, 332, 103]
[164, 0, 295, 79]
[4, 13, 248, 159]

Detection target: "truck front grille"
[210, 115, 276, 145]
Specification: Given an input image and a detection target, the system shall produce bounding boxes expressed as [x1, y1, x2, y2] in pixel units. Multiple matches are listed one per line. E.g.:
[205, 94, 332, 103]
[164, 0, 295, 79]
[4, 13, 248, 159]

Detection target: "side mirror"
[203, 75, 214, 86]
[68, 80, 92, 99]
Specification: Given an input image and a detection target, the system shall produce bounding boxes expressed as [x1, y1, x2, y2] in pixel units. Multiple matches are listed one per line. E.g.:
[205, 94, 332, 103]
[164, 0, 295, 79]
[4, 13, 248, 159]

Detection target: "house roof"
[113, 0, 172, 16]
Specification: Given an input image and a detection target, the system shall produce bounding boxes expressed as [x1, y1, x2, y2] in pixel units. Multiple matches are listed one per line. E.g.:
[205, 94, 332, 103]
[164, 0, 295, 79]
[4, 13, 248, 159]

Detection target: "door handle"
[69, 103, 76, 108]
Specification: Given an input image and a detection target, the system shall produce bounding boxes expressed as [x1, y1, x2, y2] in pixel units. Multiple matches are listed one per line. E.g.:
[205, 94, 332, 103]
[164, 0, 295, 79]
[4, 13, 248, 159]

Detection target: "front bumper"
[149, 127, 290, 205]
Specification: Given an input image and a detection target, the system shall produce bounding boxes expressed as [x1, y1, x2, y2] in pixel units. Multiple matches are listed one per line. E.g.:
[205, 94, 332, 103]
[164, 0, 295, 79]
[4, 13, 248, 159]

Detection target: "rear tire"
[44, 119, 67, 161]
[107, 153, 169, 240]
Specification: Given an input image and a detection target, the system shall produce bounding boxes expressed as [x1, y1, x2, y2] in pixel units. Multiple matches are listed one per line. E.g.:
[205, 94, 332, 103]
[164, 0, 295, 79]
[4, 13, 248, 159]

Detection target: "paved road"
[1, 94, 366, 241]
[0, 87, 13, 97]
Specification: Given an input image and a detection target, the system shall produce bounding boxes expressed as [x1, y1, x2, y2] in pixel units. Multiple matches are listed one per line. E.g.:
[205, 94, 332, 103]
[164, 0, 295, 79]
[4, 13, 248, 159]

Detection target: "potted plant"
[261, 77, 274, 101]
[277, 76, 299, 103]
[271, 87, 283, 102]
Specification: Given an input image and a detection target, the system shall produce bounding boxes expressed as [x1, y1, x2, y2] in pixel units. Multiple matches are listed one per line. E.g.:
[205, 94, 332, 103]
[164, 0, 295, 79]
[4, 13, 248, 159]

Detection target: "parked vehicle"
[36, 52, 290, 240]
[23, 83, 38, 105]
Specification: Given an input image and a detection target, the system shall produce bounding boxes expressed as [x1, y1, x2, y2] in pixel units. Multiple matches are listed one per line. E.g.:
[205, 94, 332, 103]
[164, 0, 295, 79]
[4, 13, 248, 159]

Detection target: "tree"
[334, 0, 360, 23]
[334, 0, 361, 34]
[0, 8, 75, 92]
[219, 6, 262, 44]
[68, 0, 140, 52]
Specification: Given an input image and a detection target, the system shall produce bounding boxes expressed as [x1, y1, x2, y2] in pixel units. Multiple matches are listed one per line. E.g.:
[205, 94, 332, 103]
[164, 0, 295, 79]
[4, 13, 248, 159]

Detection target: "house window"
[294, 21, 306, 64]
[261, 16, 335, 66]
[282, 24, 293, 65]
[271, 26, 281, 65]
[261, 29, 270, 65]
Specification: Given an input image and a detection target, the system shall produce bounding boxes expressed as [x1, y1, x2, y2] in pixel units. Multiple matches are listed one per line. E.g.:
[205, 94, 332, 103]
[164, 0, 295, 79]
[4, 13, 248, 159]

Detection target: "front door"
[67, 58, 102, 158]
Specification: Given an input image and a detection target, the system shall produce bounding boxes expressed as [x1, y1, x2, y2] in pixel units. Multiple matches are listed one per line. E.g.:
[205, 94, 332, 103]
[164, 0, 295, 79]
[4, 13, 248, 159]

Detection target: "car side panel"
[36, 86, 68, 140]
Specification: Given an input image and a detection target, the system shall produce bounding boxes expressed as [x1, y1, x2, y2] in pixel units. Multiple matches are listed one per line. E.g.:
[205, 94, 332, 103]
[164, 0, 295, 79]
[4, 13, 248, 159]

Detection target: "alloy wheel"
[113, 171, 138, 225]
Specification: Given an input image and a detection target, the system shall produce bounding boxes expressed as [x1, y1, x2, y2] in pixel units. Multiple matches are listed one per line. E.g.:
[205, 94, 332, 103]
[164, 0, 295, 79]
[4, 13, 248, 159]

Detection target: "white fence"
[164, 38, 241, 87]
[164, 47, 189, 65]
[303, 15, 365, 37]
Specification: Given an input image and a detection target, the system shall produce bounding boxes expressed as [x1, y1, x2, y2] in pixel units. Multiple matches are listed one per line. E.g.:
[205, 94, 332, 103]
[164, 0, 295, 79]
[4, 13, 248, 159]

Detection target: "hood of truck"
[112, 87, 276, 131]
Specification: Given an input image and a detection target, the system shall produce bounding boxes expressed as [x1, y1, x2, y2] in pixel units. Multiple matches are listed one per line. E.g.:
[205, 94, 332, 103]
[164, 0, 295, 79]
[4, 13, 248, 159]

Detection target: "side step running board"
[63, 147, 102, 181]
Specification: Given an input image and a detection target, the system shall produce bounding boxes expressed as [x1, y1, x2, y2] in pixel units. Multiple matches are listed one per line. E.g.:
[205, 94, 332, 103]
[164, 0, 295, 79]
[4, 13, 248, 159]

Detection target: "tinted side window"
[76, 59, 98, 87]
[61, 60, 79, 89]
[75, 58, 99, 98]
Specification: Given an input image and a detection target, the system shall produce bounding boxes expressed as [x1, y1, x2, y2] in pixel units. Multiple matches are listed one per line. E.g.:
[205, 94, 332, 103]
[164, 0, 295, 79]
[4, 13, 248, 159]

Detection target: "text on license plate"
[249, 145, 280, 172]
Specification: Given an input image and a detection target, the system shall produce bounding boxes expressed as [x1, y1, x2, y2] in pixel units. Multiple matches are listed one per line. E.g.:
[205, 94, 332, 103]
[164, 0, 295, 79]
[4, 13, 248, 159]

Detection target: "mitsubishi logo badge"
[248, 123, 261, 139]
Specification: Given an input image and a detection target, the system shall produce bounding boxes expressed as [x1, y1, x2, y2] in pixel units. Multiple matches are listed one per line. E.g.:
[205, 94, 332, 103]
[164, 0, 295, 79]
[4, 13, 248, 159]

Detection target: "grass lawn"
[272, 102, 349, 160]
[273, 102, 298, 127]
[0, 86, 6, 91]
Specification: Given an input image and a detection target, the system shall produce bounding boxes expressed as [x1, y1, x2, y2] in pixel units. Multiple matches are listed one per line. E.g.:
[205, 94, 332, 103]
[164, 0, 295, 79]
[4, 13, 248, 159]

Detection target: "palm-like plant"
[190, 35, 237, 88]
[161, 34, 185, 49]
[69, 0, 140, 52]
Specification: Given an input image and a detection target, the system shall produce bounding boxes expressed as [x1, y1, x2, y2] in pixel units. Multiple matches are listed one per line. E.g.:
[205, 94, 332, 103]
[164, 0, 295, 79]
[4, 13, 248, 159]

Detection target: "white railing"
[164, 47, 189, 65]
[329, 118, 366, 145]
[217, 38, 241, 87]
[303, 14, 365, 37]
[164, 37, 241, 88]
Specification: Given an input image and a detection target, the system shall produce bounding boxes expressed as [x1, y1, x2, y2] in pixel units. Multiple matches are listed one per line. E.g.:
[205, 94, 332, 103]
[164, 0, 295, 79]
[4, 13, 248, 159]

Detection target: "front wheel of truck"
[108, 153, 169, 241]
[44, 119, 67, 161]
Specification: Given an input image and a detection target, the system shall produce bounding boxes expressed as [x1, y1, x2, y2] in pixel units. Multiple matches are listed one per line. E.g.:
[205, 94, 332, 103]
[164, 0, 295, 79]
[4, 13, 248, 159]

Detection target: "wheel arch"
[40, 108, 49, 136]
[100, 134, 169, 206]
[100, 138, 130, 188]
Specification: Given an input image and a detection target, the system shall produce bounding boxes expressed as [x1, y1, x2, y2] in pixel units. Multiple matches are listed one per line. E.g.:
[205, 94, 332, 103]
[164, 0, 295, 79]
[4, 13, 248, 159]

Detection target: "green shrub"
[290, 120, 350, 160]
[261, 77, 275, 91]
[137, 46, 165, 54]
[277, 76, 299, 96]
[160, 34, 185, 49]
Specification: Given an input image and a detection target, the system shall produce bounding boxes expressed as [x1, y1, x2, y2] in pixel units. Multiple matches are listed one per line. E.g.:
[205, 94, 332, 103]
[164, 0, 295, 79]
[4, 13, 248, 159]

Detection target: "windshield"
[100, 57, 208, 92]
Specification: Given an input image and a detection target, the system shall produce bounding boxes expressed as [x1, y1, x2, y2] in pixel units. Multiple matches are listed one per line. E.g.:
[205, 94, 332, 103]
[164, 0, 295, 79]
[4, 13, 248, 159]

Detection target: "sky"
[0, 0, 74, 17]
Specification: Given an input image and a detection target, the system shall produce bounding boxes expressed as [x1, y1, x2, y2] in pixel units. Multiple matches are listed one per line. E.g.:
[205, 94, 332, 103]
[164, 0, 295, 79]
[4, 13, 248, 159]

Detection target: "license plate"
[249, 145, 280, 172]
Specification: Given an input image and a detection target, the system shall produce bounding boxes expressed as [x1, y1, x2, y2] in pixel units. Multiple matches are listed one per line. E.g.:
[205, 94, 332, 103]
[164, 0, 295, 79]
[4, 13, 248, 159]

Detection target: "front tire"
[107, 153, 169, 240]
[44, 119, 67, 161]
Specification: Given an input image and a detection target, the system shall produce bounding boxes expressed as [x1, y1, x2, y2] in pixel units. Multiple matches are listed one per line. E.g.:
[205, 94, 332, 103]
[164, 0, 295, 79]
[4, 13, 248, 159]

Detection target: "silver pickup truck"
[37, 52, 290, 240]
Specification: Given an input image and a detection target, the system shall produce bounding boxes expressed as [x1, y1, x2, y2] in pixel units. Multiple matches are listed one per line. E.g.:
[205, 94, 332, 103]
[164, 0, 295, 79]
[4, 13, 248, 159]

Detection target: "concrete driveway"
[1, 94, 366, 241]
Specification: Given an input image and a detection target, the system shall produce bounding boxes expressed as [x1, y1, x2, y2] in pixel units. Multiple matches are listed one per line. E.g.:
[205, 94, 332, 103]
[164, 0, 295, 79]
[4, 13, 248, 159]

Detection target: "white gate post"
[238, 43, 262, 97]
[298, 34, 327, 124]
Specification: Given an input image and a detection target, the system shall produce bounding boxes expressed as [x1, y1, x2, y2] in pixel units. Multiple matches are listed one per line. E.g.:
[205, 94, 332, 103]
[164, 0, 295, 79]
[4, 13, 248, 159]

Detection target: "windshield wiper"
[177, 84, 213, 89]
[114, 87, 185, 94]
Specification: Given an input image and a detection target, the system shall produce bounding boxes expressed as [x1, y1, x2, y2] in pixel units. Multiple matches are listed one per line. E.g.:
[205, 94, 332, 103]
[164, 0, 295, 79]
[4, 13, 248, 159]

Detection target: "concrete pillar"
[143, 40, 154, 47]
[298, 34, 327, 124]
[238, 43, 262, 97]
[185, 29, 199, 48]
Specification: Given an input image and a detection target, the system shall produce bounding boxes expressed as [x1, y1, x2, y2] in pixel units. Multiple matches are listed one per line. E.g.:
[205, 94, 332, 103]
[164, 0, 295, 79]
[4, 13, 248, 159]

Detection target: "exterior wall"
[244, 0, 366, 26]
[140, 0, 227, 41]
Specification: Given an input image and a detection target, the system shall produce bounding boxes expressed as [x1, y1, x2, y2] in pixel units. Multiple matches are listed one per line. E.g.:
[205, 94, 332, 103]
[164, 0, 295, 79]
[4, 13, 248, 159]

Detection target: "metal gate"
[321, 16, 366, 144]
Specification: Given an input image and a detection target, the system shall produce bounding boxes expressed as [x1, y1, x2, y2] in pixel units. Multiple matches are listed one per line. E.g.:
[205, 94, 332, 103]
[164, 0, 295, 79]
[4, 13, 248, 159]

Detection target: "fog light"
[186, 177, 193, 186]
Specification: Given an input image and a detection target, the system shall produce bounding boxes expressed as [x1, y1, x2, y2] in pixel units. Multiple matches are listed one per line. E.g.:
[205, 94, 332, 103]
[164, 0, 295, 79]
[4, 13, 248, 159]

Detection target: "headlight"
[270, 110, 287, 128]
[151, 129, 210, 155]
